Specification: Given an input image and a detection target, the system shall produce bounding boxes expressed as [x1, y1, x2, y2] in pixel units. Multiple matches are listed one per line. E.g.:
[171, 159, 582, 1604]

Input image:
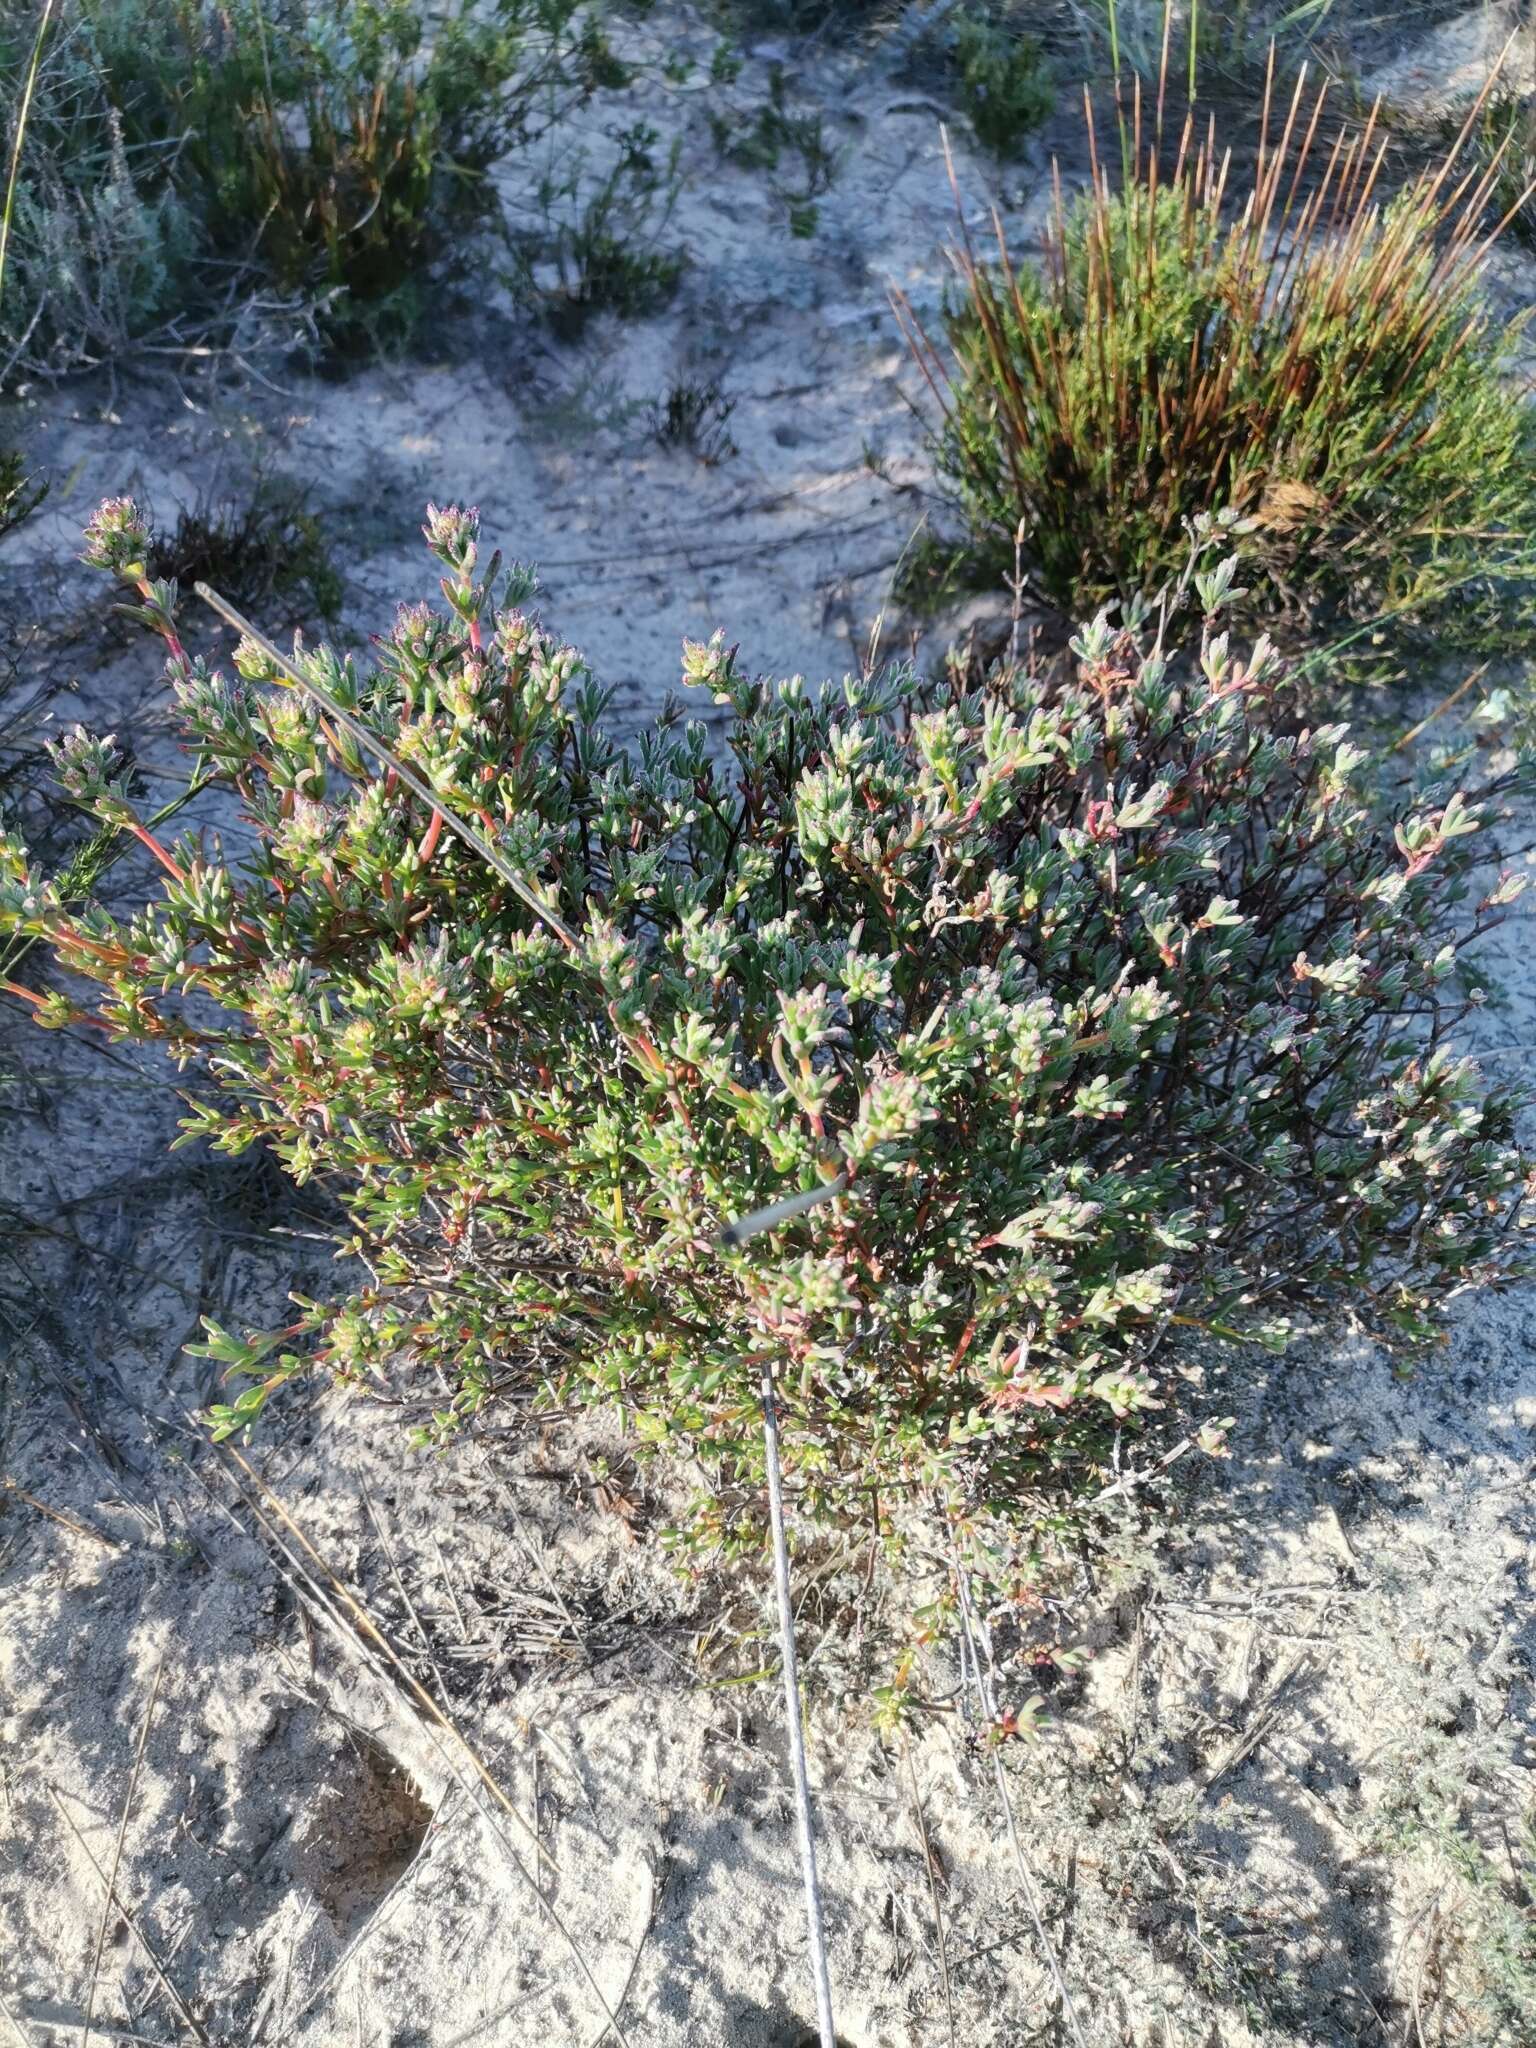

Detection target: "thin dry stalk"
[1, 1475, 120, 1551]
[82, 1651, 167, 2048]
[472, 1448, 591, 1664]
[903, 1732, 958, 2048]
[583, 1858, 657, 2048]
[206, 1440, 635, 2047]
[359, 1478, 454, 1704]
[46, 1784, 212, 2048]
[1391, 665, 1489, 753]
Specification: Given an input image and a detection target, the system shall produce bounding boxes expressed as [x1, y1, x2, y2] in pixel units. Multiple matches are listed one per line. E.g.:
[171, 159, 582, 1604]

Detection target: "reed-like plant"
[899, 60, 1536, 649]
[1084, 0, 1352, 96]
[1461, 88, 1536, 250]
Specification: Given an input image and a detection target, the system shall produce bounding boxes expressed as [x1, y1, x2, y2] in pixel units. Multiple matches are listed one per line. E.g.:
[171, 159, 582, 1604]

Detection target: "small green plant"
[953, 11, 1054, 157]
[1460, 89, 1536, 249]
[1377, 1791, 1536, 2038]
[899, 79, 1536, 652]
[709, 64, 840, 237]
[0, 448, 42, 540]
[651, 376, 737, 464]
[524, 119, 685, 334]
[144, 478, 343, 624]
[891, 525, 994, 616]
[5, 500, 1531, 1669]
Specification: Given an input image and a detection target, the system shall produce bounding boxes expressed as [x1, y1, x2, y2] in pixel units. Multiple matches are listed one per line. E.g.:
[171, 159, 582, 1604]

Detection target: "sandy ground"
[2, 7, 1534, 2046]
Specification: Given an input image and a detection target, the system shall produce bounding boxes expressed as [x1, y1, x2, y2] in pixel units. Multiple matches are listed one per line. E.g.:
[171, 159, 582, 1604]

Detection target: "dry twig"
[83, 1651, 166, 2048]
[903, 1732, 958, 2048]
[47, 1783, 211, 2047]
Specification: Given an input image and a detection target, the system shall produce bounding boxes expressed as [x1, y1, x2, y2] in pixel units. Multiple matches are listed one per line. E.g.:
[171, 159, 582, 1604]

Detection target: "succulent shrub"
[898, 78, 1536, 651]
[3, 501, 1531, 1666]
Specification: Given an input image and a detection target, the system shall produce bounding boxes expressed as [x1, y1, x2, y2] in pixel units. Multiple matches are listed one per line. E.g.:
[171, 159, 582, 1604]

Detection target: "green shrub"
[4, 501, 1531, 1675]
[953, 12, 1054, 157]
[522, 118, 686, 333]
[900, 88, 1536, 649]
[145, 478, 343, 624]
[0, 3, 195, 382]
[0, 0, 644, 367]
[91, 0, 613, 350]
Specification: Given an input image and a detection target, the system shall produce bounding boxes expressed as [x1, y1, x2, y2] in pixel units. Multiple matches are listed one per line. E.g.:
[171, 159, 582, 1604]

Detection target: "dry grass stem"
[82, 1650, 167, 2048]
[46, 1784, 211, 2047]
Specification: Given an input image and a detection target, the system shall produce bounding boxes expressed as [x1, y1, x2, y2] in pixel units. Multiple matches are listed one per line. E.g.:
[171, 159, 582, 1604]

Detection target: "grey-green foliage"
[0, 0, 680, 375]
[0, 5, 195, 383]
[1363, 1560, 1536, 2043]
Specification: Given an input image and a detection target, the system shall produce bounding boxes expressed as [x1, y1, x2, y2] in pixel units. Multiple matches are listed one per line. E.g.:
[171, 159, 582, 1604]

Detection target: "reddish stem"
[136, 576, 186, 665]
[127, 820, 189, 885]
